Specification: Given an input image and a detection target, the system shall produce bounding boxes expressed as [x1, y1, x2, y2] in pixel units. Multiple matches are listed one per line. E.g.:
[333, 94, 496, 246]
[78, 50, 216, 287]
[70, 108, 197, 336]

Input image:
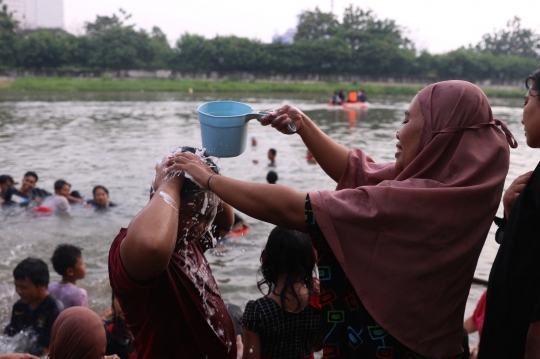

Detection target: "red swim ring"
[226, 227, 249, 238]
[33, 206, 53, 213]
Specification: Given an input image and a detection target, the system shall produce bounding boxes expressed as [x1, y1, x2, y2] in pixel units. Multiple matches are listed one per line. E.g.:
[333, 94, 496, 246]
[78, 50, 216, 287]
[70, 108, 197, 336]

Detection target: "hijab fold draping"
[309, 81, 513, 357]
[49, 307, 106, 359]
[432, 119, 517, 149]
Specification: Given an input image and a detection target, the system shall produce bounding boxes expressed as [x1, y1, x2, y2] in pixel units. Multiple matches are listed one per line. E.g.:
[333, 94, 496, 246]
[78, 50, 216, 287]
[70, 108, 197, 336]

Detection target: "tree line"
[0, 1, 539, 81]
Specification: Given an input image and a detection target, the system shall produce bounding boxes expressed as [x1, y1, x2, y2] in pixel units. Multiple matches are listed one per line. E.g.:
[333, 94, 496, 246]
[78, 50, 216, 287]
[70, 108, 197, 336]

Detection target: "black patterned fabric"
[305, 195, 461, 359]
[241, 296, 321, 359]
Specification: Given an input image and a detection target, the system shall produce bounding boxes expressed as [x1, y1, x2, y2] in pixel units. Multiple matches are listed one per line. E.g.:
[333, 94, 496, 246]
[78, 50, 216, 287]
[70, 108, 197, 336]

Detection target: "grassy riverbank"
[0, 76, 526, 98]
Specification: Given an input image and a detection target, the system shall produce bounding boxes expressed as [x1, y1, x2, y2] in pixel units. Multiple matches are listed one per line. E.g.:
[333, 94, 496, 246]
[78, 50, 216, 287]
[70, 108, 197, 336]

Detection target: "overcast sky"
[64, 0, 534, 54]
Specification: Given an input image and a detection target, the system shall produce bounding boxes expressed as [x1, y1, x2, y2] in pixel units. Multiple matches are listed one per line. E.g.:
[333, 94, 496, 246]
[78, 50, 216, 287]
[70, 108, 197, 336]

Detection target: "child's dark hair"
[258, 226, 316, 311]
[51, 244, 82, 276]
[0, 175, 14, 185]
[178, 146, 219, 201]
[92, 185, 109, 196]
[266, 170, 278, 184]
[54, 179, 69, 191]
[13, 258, 49, 287]
[24, 171, 38, 182]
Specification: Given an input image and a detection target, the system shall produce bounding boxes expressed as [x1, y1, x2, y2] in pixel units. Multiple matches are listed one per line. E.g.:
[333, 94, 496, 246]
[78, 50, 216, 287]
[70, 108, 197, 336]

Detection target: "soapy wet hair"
[177, 146, 219, 201]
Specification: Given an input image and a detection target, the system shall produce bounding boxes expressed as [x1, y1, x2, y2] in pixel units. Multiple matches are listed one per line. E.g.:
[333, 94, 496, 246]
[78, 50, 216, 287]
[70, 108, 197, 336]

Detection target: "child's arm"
[120, 159, 184, 282]
[66, 194, 85, 204]
[242, 329, 261, 359]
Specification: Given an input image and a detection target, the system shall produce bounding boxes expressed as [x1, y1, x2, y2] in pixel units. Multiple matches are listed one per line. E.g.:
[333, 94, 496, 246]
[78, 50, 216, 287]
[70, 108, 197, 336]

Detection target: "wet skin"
[93, 188, 109, 206]
[14, 277, 47, 309]
[19, 176, 37, 195]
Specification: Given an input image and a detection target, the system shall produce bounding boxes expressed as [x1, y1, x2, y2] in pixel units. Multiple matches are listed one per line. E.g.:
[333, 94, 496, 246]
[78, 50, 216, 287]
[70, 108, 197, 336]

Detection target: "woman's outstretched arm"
[261, 105, 350, 182]
[167, 153, 307, 232]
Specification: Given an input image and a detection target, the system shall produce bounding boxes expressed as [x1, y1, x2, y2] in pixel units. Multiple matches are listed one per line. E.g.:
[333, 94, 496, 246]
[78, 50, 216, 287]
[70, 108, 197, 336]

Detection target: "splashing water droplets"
[200, 192, 208, 215]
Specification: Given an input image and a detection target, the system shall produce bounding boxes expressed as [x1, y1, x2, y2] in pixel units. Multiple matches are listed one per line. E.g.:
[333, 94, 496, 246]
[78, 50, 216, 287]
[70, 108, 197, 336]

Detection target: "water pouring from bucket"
[198, 101, 296, 158]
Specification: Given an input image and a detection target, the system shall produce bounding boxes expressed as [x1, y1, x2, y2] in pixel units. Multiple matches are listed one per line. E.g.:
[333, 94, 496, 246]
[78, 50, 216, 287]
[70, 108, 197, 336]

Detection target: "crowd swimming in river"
[0, 173, 115, 214]
[3, 72, 540, 359]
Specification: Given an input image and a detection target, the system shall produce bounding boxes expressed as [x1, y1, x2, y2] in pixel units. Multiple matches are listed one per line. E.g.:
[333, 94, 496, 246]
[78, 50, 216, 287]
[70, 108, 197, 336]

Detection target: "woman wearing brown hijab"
[171, 81, 516, 358]
[49, 307, 119, 359]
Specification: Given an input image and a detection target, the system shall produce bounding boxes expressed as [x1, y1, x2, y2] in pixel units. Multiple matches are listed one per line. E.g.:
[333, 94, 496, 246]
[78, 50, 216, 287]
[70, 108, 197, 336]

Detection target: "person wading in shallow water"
[108, 146, 239, 359]
[170, 81, 516, 358]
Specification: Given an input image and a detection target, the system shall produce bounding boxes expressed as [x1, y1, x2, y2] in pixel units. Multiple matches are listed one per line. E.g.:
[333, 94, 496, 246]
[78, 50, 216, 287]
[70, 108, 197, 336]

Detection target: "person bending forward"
[108, 147, 237, 359]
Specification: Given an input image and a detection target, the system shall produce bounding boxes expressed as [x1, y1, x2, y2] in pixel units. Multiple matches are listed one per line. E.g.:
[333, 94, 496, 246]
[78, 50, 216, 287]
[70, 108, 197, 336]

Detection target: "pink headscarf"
[309, 81, 516, 357]
[49, 307, 106, 359]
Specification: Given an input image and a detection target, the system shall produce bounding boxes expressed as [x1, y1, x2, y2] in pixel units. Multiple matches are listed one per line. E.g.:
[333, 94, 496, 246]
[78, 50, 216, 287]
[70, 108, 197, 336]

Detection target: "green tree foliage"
[18, 29, 74, 68]
[173, 33, 215, 72]
[0, 0, 18, 67]
[209, 36, 266, 72]
[294, 7, 339, 42]
[148, 26, 174, 69]
[338, 6, 415, 75]
[265, 38, 351, 74]
[83, 11, 155, 69]
[339, 6, 412, 50]
[477, 17, 540, 58]
[0, 2, 538, 82]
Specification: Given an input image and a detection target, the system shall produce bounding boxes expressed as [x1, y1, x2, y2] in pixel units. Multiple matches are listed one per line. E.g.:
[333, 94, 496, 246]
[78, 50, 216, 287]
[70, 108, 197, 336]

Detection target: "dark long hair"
[257, 226, 316, 311]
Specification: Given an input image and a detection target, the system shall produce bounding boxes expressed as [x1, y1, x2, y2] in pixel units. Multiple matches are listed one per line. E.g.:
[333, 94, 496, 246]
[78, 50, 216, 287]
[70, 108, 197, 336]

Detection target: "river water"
[0, 91, 532, 349]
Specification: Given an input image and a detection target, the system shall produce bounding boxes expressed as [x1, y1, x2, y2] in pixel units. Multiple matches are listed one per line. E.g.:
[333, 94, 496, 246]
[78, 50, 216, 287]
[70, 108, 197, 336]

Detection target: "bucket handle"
[245, 111, 297, 133]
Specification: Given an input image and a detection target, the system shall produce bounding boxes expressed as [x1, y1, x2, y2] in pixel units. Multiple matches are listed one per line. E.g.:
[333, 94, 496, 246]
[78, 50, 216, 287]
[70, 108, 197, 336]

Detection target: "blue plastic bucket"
[198, 101, 296, 157]
[197, 101, 267, 157]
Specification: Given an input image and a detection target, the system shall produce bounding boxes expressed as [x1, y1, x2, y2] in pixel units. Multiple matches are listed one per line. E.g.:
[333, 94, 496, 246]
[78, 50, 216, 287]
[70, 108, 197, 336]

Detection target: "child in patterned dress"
[241, 226, 321, 359]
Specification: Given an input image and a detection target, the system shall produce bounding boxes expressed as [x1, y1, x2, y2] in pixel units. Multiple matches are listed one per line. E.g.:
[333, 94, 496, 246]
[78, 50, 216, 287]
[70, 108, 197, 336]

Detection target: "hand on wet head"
[166, 152, 216, 190]
[153, 153, 185, 192]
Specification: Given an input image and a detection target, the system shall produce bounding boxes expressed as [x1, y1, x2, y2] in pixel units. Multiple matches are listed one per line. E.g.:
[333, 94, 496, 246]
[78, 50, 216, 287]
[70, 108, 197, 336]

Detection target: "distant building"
[272, 28, 296, 44]
[4, 0, 64, 29]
